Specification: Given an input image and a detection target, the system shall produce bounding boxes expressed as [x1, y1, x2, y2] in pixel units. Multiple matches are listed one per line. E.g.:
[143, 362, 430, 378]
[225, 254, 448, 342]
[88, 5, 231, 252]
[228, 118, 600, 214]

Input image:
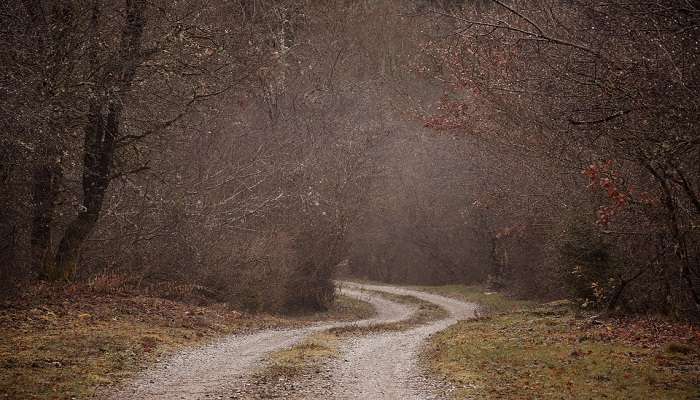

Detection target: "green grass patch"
[365, 289, 448, 324]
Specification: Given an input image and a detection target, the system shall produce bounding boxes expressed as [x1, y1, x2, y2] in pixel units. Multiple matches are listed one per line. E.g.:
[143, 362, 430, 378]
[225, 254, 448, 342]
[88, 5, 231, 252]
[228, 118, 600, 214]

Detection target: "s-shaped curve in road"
[107, 287, 415, 399]
[328, 282, 477, 400]
[107, 282, 476, 399]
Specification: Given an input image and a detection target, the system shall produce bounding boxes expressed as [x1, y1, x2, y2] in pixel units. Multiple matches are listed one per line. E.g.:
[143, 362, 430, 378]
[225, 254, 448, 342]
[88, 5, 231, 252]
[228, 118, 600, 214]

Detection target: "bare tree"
[422, 0, 699, 315]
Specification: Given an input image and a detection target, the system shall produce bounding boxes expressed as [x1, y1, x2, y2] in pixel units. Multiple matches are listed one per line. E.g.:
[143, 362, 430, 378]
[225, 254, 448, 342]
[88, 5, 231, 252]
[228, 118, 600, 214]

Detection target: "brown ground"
[0, 281, 372, 399]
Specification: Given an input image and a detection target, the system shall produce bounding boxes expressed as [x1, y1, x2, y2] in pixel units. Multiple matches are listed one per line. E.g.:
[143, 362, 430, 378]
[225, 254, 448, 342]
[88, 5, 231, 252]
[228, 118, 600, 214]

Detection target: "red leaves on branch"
[583, 160, 631, 226]
[583, 160, 661, 225]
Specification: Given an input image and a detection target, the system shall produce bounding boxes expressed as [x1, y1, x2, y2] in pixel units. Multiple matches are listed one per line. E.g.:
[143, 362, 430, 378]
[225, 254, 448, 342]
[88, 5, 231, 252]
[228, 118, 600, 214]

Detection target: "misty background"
[1, 0, 698, 320]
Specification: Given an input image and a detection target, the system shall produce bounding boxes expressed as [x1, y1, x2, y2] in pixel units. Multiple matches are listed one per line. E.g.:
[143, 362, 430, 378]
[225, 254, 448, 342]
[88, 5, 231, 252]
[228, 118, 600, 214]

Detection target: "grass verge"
[0, 286, 372, 400]
[256, 332, 339, 381]
[415, 284, 534, 314]
[423, 286, 700, 400]
[295, 294, 376, 322]
[255, 287, 449, 383]
[328, 289, 448, 335]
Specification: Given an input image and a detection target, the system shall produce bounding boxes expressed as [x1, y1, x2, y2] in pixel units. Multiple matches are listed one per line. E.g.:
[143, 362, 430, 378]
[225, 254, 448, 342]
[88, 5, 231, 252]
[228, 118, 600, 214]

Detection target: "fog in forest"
[2, 0, 698, 317]
[3, 1, 700, 398]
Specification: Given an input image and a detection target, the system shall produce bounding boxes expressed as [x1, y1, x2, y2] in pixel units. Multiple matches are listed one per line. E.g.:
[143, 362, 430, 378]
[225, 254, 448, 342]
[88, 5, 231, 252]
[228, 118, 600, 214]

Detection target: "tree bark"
[31, 157, 61, 279]
[644, 162, 700, 313]
[52, 0, 147, 279]
[54, 103, 120, 279]
[22, 0, 78, 279]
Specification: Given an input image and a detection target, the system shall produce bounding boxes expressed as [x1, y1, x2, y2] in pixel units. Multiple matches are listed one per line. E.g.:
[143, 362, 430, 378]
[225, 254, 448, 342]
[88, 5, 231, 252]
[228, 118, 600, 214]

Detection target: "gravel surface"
[106, 286, 415, 399]
[107, 283, 475, 400]
[328, 282, 476, 400]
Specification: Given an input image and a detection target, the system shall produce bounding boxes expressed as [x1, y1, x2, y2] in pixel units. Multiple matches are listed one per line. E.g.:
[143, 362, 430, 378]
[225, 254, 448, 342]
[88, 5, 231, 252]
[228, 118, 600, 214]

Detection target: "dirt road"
[330, 282, 476, 400]
[108, 283, 475, 399]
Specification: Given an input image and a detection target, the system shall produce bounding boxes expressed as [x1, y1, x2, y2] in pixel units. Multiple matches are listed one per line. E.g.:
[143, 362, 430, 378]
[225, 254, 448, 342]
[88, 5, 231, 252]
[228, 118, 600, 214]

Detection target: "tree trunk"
[31, 154, 61, 279]
[489, 237, 505, 288]
[645, 162, 700, 313]
[52, 0, 147, 280]
[54, 103, 120, 280]
[22, 0, 66, 279]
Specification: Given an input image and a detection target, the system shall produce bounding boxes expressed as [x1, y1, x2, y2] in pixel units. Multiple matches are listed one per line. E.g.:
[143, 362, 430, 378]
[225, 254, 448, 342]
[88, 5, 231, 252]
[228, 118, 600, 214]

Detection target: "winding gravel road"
[330, 282, 476, 400]
[108, 286, 414, 399]
[107, 282, 475, 400]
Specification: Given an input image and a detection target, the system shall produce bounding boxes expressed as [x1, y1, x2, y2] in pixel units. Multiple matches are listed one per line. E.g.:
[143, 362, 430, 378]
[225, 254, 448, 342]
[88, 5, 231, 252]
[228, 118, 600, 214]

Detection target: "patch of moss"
[309, 294, 377, 322]
[0, 320, 199, 399]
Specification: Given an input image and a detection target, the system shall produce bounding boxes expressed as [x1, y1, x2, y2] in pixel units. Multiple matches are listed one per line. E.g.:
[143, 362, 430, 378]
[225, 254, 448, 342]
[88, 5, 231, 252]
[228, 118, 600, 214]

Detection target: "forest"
[1, 1, 698, 399]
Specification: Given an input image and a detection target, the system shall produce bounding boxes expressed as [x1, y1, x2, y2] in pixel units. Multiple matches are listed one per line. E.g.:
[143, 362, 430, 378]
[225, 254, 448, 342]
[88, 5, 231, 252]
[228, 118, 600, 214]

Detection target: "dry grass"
[329, 289, 448, 335]
[414, 284, 534, 315]
[423, 286, 700, 400]
[255, 287, 449, 382]
[0, 285, 373, 399]
[258, 332, 340, 380]
[291, 294, 376, 322]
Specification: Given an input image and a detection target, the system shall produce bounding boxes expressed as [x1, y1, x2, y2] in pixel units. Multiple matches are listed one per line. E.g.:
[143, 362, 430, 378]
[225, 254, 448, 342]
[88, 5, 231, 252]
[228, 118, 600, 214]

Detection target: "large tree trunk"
[489, 236, 505, 288]
[54, 103, 119, 280]
[52, 0, 147, 280]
